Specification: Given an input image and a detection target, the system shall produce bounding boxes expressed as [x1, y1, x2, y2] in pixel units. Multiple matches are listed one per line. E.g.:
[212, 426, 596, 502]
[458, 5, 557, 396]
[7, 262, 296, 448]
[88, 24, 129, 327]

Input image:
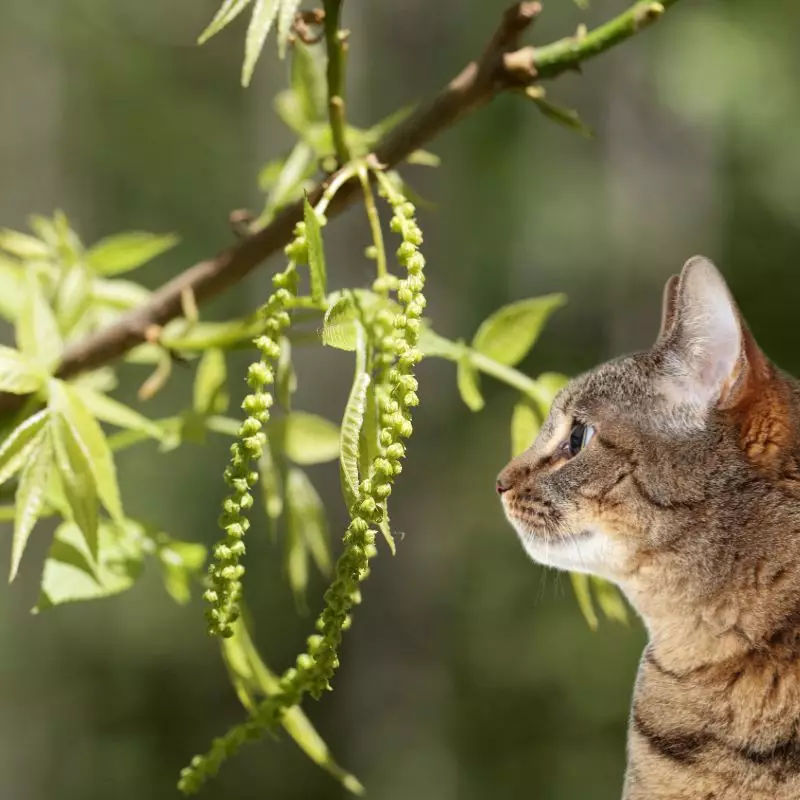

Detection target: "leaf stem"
[467, 348, 551, 408]
[322, 0, 350, 165]
[356, 166, 388, 289]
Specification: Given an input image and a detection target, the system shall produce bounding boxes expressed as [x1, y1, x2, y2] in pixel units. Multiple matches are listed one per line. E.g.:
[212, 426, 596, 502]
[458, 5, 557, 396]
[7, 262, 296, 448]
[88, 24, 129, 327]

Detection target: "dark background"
[1, 1, 799, 798]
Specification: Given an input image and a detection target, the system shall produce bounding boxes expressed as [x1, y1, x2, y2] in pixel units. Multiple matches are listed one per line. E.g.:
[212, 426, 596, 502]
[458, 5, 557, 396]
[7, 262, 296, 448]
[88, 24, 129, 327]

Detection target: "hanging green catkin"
[178, 180, 426, 795]
[203, 223, 307, 638]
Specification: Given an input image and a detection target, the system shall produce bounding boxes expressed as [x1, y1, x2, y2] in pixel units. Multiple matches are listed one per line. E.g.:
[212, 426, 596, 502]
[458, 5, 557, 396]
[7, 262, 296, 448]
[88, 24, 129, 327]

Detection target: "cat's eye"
[567, 422, 595, 457]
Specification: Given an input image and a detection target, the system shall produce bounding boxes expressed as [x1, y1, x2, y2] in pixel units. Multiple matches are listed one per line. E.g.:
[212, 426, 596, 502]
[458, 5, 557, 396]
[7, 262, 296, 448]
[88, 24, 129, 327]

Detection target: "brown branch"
[0, 0, 680, 415]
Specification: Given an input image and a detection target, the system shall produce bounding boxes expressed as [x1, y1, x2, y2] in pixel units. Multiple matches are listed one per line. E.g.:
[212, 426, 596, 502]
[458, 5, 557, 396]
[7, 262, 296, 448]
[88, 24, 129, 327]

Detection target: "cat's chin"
[510, 522, 620, 580]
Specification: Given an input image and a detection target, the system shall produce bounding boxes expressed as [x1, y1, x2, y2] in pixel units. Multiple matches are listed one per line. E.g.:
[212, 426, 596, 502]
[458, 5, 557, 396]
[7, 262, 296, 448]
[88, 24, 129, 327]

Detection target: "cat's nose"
[496, 478, 510, 495]
[496, 468, 516, 495]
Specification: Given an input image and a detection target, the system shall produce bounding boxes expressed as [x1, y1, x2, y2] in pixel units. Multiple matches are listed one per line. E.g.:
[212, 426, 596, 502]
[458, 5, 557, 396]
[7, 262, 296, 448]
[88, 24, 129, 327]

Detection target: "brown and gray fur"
[497, 257, 800, 799]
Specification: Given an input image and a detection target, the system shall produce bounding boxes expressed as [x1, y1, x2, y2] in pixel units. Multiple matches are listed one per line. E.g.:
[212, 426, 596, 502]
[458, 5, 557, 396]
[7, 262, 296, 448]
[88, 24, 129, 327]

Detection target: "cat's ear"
[656, 274, 680, 343]
[658, 256, 767, 409]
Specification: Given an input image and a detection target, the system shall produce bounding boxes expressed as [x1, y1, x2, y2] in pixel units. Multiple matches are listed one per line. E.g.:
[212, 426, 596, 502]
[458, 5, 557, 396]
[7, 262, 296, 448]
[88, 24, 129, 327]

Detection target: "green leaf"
[287, 467, 331, 574]
[340, 328, 369, 509]
[406, 149, 441, 167]
[275, 337, 296, 409]
[0, 346, 43, 394]
[261, 142, 316, 223]
[91, 278, 151, 310]
[157, 538, 207, 605]
[322, 294, 359, 351]
[570, 573, 598, 631]
[0, 259, 25, 321]
[0, 229, 50, 260]
[472, 294, 566, 367]
[50, 381, 124, 531]
[530, 96, 594, 138]
[417, 326, 462, 360]
[17, 273, 63, 371]
[532, 371, 569, 418]
[591, 577, 629, 625]
[303, 196, 327, 304]
[86, 232, 178, 276]
[159, 314, 263, 351]
[457, 355, 485, 412]
[284, 412, 340, 465]
[292, 41, 326, 123]
[71, 385, 163, 442]
[193, 349, 228, 415]
[242, 0, 280, 86]
[10, 429, 52, 581]
[260, 442, 284, 524]
[277, 0, 302, 59]
[0, 409, 50, 487]
[198, 0, 253, 43]
[35, 520, 144, 611]
[50, 401, 99, 560]
[221, 617, 364, 793]
[378, 506, 396, 556]
[510, 400, 540, 457]
[55, 266, 92, 336]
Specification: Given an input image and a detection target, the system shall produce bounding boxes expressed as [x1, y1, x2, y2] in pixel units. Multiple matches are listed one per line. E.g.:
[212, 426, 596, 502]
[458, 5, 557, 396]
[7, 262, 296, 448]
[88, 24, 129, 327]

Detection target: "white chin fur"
[510, 520, 620, 580]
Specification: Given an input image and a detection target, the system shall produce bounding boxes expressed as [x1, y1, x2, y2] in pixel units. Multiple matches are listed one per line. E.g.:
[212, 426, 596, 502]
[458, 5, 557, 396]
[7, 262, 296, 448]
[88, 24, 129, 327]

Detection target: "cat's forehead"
[556, 353, 660, 420]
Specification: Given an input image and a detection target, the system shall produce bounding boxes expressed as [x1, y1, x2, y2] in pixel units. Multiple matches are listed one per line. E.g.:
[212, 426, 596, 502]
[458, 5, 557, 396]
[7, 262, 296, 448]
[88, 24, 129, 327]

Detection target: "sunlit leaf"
[275, 337, 296, 410]
[571, 572, 598, 631]
[406, 150, 441, 167]
[322, 294, 358, 351]
[242, 0, 281, 86]
[50, 381, 124, 536]
[457, 355, 484, 412]
[287, 467, 331, 574]
[277, 0, 302, 59]
[71, 385, 164, 442]
[532, 371, 569, 418]
[510, 400, 540, 457]
[417, 326, 462, 360]
[17, 273, 63, 372]
[472, 294, 566, 367]
[260, 442, 284, 524]
[0, 409, 50, 487]
[261, 143, 316, 224]
[0, 259, 25, 321]
[91, 278, 151, 310]
[0, 346, 43, 395]
[378, 506, 396, 556]
[198, 0, 252, 43]
[292, 41, 326, 124]
[303, 196, 327, 304]
[284, 412, 340, 465]
[340, 327, 369, 509]
[0, 229, 50, 260]
[10, 429, 52, 582]
[194, 349, 228, 415]
[35, 520, 144, 611]
[55, 266, 92, 336]
[86, 232, 179, 276]
[591, 576, 629, 625]
[157, 538, 207, 605]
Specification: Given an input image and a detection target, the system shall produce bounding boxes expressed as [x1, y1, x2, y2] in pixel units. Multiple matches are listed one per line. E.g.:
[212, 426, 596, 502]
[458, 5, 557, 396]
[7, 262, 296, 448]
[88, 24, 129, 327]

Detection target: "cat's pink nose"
[496, 476, 512, 495]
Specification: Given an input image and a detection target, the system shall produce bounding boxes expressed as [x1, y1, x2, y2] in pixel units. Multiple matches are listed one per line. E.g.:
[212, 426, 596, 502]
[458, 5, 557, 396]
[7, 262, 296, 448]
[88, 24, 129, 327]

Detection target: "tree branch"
[0, 0, 681, 415]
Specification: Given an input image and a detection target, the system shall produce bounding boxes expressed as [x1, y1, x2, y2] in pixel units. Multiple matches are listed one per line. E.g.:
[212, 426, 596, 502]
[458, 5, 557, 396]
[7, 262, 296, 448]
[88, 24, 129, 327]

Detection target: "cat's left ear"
[656, 256, 769, 410]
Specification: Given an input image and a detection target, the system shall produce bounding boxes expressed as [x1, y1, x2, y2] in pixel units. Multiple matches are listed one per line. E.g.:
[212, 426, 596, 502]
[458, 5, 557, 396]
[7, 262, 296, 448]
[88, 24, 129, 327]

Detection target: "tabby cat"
[497, 257, 800, 799]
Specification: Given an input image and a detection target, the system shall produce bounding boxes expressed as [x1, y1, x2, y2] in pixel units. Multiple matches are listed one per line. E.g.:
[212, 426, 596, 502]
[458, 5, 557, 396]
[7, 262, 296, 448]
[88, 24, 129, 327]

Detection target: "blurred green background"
[2, 0, 800, 798]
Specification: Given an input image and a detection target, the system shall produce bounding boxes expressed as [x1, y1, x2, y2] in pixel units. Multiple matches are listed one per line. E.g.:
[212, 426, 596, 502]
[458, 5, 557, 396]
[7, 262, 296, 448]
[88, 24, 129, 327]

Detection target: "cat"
[496, 257, 800, 800]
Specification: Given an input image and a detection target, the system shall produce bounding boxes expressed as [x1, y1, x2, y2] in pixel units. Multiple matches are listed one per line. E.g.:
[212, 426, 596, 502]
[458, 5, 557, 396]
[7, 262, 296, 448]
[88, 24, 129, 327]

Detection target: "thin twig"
[322, 0, 350, 165]
[357, 165, 388, 289]
[0, 0, 682, 417]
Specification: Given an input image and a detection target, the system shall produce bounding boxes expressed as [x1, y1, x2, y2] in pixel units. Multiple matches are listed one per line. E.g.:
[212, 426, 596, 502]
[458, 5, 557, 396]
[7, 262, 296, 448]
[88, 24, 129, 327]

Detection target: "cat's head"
[497, 256, 799, 600]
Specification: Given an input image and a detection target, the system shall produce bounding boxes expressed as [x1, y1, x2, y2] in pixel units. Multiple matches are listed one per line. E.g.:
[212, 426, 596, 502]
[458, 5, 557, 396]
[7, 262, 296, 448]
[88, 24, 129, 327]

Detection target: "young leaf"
[570, 572, 599, 631]
[277, 0, 302, 59]
[261, 142, 316, 222]
[532, 371, 569, 418]
[86, 232, 179, 276]
[55, 266, 92, 336]
[260, 442, 284, 525]
[198, 0, 253, 43]
[510, 400, 540, 457]
[531, 96, 594, 138]
[193, 349, 228, 415]
[285, 504, 309, 611]
[0, 229, 50, 260]
[50, 381, 124, 526]
[472, 294, 567, 367]
[275, 338, 296, 410]
[50, 405, 99, 560]
[17, 273, 63, 371]
[242, 0, 281, 87]
[378, 505, 396, 556]
[340, 328, 370, 509]
[287, 467, 331, 575]
[0, 409, 50, 487]
[303, 196, 327, 304]
[292, 41, 326, 124]
[457, 355, 485, 412]
[71, 385, 164, 442]
[322, 294, 358, 351]
[91, 278, 151, 310]
[591, 576, 629, 625]
[35, 520, 144, 611]
[10, 430, 52, 581]
[284, 412, 340, 465]
[417, 327, 462, 360]
[0, 259, 25, 321]
[156, 538, 207, 605]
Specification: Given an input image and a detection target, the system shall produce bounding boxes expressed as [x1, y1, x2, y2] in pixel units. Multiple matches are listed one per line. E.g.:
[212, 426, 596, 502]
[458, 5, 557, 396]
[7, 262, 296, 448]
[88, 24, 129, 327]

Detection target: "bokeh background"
[2, 0, 799, 798]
